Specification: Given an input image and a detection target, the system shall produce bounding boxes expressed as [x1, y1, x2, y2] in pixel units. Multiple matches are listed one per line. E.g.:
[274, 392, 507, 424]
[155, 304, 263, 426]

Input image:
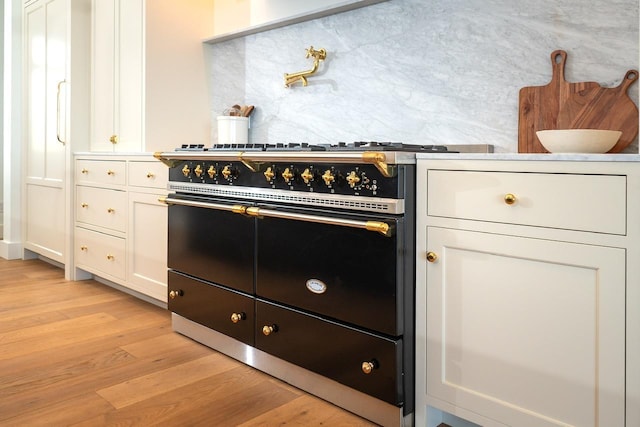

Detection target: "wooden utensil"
[518, 50, 602, 153]
[565, 70, 639, 153]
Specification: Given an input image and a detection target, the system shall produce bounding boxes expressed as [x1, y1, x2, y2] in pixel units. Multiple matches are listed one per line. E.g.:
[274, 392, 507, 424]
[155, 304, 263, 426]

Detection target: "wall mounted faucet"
[284, 46, 327, 88]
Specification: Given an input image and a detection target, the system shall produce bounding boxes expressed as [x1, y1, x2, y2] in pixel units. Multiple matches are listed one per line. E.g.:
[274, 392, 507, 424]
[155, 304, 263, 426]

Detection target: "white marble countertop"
[417, 152, 640, 162]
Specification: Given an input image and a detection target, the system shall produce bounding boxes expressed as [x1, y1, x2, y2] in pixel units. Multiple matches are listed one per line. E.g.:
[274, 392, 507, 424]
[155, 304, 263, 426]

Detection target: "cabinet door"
[425, 227, 625, 427]
[128, 191, 167, 301]
[23, 0, 68, 261]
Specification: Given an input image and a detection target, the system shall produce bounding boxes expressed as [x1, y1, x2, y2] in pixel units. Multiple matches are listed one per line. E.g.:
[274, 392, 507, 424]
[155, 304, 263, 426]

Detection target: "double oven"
[155, 142, 460, 426]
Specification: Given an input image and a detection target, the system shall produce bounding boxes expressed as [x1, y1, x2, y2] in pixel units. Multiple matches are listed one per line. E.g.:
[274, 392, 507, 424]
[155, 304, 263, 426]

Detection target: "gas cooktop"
[176, 142, 455, 152]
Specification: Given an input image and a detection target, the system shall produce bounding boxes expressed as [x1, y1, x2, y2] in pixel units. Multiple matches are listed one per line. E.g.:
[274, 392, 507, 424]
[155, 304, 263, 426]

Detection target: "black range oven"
[155, 142, 487, 426]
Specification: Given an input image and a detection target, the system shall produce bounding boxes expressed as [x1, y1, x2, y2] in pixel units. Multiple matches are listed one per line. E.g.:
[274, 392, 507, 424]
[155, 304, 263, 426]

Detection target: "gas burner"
[175, 142, 455, 153]
[329, 141, 454, 152]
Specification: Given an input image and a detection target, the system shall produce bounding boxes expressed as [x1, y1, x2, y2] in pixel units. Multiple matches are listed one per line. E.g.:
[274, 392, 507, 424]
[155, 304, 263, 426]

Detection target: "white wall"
[207, 0, 639, 153]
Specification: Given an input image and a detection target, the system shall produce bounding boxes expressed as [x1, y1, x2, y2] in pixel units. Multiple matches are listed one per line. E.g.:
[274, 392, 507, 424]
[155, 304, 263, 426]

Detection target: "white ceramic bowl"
[536, 129, 622, 153]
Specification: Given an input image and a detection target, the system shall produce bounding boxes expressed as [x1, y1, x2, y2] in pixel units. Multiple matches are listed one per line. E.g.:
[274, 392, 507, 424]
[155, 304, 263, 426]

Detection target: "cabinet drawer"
[427, 170, 626, 234]
[75, 227, 126, 280]
[76, 160, 126, 186]
[255, 299, 403, 406]
[168, 271, 254, 346]
[128, 161, 168, 189]
[76, 186, 127, 232]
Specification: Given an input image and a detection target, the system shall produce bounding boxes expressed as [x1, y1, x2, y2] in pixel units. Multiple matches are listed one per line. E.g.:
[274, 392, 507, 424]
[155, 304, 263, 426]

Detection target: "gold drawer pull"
[106, 254, 115, 261]
[230, 312, 246, 323]
[146, 172, 155, 178]
[262, 325, 277, 336]
[81, 203, 88, 208]
[109, 135, 118, 144]
[361, 360, 377, 374]
[81, 168, 88, 174]
[504, 193, 517, 205]
[80, 246, 88, 251]
[169, 290, 183, 299]
[107, 208, 115, 214]
[426, 251, 438, 263]
[107, 170, 115, 176]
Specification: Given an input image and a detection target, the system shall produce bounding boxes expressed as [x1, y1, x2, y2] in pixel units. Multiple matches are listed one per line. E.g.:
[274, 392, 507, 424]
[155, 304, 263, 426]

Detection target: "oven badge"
[305, 278, 327, 294]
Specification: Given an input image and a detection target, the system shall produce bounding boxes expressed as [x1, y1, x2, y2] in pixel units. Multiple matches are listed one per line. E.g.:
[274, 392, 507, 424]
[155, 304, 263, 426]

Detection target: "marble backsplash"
[206, 0, 639, 153]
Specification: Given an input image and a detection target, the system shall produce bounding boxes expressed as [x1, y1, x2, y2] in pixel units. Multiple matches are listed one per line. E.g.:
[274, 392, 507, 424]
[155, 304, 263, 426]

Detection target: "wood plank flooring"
[0, 258, 377, 426]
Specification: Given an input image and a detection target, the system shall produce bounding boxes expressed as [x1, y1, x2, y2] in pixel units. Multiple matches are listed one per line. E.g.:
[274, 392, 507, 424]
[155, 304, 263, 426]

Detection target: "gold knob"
[107, 208, 115, 214]
[282, 167, 294, 184]
[426, 251, 438, 262]
[169, 290, 183, 299]
[263, 166, 275, 182]
[146, 172, 155, 178]
[81, 203, 88, 208]
[106, 254, 115, 261]
[504, 193, 517, 205]
[194, 164, 203, 178]
[262, 325, 277, 336]
[222, 165, 232, 179]
[207, 165, 217, 179]
[107, 170, 115, 176]
[81, 168, 88, 174]
[322, 169, 335, 186]
[346, 171, 361, 188]
[80, 246, 88, 251]
[182, 164, 191, 177]
[109, 135, 118, 144]
[230, 312, 245, 323]
[301, 168, 313, 184]
[361, 361, 376, 374]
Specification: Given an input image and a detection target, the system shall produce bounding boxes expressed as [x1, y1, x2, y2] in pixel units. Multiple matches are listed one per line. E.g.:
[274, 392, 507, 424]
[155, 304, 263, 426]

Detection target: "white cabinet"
[23, 0, 90, 272]
[74, 154, 168, 303]
[415, 158, 640, 427]
[90, 0, 213, 153]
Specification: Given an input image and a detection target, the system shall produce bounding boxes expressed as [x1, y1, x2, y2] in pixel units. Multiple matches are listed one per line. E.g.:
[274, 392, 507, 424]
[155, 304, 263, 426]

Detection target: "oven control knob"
[207, 165, 217, 179]
[262, 324, 278, 336]
[168, 289, 183, 299]
[264, 166, 275, 182]
[322, 169, 335, 186]
[282, 168, 294, 184]
[346, 171, 361, 188]
[230, 312, 246, 323]
[181, 164, 190, 177]
[301, 168, 314, 184]
[361, 360, 378, 374]
[222, 165, 238, 180]
[194, 164, 204, 178]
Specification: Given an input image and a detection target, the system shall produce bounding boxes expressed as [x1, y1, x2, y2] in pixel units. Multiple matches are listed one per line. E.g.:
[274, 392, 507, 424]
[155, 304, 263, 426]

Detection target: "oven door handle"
[161, 196, 394, 237]
[244, 206, 394, 237]
[160, 196, 248, 215]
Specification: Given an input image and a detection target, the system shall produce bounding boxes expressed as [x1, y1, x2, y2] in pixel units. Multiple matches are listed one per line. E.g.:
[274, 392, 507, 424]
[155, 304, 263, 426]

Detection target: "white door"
[425, 227, 626, 427]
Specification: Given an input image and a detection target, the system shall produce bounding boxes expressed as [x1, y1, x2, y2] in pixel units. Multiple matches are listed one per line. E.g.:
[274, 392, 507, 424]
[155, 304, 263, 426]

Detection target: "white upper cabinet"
[91, 0, 213, 153]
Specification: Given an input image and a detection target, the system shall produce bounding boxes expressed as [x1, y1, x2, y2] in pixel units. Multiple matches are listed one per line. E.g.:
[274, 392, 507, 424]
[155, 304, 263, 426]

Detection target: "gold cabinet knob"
[263, 166, 275, 182]
[207, 165, 217, 179]
[109, 135, 118, 144]
[222, 165, 232, 179]
[182, 164, 191, 177]
[169, 290, 183, 299]
[346, 171, 361, 188]
[81, 203, 88, 208]
[504, 193, 517, 205]
[80, 246, 88, 251]
[194, 164, 203, 178]
[322, 169, 335, 186]
[107, 169, 115, 176]
[106, 254, 115, 261]
[281, 167, 294, 184]
[262, 325, 277, 336]
[426, 251, 438, 263]
[107, 208, 115, 214]
[361, 360, 377, 374]
[146, 172, 155, 178]
[230, 312, 246, 323]
[81, 168, 89, 174]
[301, 168, 314, 184]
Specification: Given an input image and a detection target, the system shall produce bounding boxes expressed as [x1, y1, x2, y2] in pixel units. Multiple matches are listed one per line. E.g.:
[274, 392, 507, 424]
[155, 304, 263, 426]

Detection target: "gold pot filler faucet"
[284, 46, 327, 88]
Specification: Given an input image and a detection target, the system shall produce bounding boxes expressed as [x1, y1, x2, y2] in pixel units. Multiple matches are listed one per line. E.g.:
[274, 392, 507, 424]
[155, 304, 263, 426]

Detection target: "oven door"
[254, 204, 406, 337]
[167, 194, 255, 295]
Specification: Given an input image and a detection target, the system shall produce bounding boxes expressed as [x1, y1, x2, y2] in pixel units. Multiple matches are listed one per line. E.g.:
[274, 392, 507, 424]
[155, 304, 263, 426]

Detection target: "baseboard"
[0, 240, 23, 260]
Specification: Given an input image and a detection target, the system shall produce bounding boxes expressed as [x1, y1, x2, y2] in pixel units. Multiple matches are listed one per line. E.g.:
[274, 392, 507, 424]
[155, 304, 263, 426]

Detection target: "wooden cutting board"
[518, 50, 639, 153]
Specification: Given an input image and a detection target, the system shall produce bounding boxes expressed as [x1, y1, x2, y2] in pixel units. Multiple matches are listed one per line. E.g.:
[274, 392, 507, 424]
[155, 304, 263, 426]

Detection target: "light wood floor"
[0, 258, 377, 426]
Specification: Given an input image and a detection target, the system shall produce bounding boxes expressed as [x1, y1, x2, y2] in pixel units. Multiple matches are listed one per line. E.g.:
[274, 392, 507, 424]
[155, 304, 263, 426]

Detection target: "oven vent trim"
[168, 182, 405, 214]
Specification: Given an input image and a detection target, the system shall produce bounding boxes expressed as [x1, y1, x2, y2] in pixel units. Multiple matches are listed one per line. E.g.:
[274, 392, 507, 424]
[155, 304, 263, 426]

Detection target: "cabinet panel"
[75, 226, 126, 280]
[128, 161, 168, 189]
[76, 186, 127, 232]
[25, 184, 65, 262]
[425, 227, 625, 427]
[76, 159, 126, 186]
[427, 170, 626, 235]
